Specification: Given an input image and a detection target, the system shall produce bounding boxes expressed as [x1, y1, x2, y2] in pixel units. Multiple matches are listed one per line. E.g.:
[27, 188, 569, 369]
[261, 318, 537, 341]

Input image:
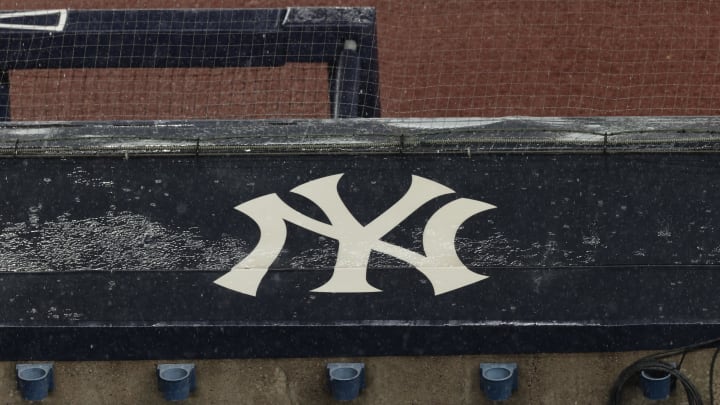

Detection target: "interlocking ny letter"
[214, 174, 495, 296]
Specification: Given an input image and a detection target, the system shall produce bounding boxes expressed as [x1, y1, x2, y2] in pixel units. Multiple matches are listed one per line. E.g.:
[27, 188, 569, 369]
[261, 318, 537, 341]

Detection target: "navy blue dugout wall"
[1, 117, 720, 360]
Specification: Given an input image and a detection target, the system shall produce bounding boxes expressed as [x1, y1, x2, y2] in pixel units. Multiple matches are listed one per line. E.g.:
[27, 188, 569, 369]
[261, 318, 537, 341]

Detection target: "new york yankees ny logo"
[214, 174, 495, 296]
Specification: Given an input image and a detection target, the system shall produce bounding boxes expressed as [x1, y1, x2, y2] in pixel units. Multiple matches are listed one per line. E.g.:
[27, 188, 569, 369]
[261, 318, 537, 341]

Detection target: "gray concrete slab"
[1, 351, 715, 404]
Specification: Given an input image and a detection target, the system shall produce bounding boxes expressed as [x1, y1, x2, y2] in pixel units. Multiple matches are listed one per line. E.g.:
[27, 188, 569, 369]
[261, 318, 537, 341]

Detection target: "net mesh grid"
[2, 0, 720, 121]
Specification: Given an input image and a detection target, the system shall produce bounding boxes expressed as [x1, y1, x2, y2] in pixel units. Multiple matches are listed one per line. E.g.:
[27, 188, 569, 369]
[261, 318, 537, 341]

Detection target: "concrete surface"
[1, 350, 717, 404]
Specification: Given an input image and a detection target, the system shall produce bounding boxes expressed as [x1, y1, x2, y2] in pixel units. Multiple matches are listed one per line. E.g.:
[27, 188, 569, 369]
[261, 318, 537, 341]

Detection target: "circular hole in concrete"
[160, 367, 190, 382]
[18, 367, 48, 381]
[483, 367, 512, 382]
[330, 367, 360, 381]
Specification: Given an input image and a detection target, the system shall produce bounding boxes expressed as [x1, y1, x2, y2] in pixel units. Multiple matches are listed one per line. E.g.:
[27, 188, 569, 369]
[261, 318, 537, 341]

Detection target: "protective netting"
[11, 66, 329, 120]
[2, 0, 720, 120]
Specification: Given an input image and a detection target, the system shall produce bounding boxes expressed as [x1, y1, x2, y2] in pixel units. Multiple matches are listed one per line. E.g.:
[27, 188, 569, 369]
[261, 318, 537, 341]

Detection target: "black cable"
[609, 358, 703, 405]
[644, 337, 720, 362]
[678, 351, 687, 370]
[709, 347, 720, 405]
[608, 337, 720, 405]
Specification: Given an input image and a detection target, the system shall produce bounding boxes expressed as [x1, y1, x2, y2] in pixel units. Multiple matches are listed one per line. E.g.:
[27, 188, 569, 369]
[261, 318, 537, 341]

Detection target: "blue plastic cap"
[640, 368, 675, 400]
[16, 363, 54, 401]
[480, 363, 518, 401]
[157, 363, 196, 401]
[327, 363, 365, 401]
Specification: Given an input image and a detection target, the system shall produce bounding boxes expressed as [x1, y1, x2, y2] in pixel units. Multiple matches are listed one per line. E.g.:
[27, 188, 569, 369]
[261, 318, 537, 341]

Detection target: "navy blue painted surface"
[0, 8, 381, 119]
[1, 150, 719, 359]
